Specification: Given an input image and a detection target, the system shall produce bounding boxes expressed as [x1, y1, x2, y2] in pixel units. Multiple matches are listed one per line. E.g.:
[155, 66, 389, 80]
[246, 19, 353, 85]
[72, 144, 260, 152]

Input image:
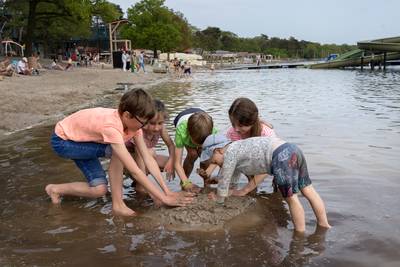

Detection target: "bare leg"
[285, 194, 306, 232]
[45, 182, 107, 204]
[109, 154, 136, 216]
[155, 154, 169, 169]
[301, 185, 331, 229]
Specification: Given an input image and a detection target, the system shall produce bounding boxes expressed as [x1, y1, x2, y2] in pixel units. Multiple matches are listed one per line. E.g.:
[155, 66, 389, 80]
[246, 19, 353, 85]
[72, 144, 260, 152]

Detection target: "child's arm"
[133, 134, 172, 195]
[160, 126, 175, 180]
[110, 143, 192, 206]
[174, 146, 190, 184]
[231, 173, 267, 196]
[198, 163, 219, 184]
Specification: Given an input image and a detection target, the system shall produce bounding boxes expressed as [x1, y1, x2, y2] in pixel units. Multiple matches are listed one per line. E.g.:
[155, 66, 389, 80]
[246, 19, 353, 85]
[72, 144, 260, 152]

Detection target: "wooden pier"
[224, 62, 312, 70]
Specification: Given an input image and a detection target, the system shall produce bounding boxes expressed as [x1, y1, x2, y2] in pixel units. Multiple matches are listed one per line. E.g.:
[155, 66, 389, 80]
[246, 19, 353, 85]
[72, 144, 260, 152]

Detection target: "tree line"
[0, 0, 355, 58]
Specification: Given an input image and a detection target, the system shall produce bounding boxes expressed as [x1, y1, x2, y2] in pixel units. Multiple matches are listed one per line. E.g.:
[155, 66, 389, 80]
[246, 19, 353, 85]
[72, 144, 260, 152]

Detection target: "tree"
[122, 0, 191, 57]
[4, 0, 121, 56]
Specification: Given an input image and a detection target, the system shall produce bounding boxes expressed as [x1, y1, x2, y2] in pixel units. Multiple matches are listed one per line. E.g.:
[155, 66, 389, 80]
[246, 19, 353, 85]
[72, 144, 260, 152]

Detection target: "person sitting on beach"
[50, 58, 65, 71]
[65, 57, 73, 71]
[28, 53, 43, 75]
[0, 58, 14, 77]
[224, 97, 277, 195]
[16, 57, 31, 75]
[45, 89, 193, 216]
[173, 108, 217, 192]
[199, 134, 331, 232]
[126, 99, 175, 192]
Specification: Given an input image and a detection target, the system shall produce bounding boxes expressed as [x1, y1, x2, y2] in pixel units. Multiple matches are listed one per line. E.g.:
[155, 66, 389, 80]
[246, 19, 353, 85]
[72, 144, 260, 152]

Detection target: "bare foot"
[112, 205, 137, 217]
[318, 222, 332, 229]
[45, 184, 61, 204]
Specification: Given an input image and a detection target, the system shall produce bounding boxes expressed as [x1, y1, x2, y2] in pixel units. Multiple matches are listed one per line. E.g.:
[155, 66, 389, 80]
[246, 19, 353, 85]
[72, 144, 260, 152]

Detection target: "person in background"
[17, 57, 31, 75]
[121, 50, 127, 72]
[138, 51, 145, 73]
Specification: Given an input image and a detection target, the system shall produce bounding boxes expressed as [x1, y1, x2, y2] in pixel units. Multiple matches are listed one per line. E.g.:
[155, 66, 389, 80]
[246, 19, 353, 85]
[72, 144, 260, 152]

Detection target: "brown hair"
[228, 97, 262, 137]
[118, 89, 155, 120]
[188, 112, 214, 145]
[154, 99, 168, 120]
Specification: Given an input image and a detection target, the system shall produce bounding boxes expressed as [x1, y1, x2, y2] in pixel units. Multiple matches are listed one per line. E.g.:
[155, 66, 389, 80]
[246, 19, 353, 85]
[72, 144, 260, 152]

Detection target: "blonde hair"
[188, 112, 213, 145]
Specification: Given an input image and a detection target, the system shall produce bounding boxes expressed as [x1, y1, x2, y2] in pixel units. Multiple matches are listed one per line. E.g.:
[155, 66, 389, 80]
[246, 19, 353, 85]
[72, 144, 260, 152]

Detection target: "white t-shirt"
[17, 60, 26, 73]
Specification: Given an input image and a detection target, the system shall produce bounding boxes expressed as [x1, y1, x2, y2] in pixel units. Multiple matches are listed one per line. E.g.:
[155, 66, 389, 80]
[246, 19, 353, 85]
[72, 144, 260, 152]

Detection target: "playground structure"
[1, 40, 24, 57]
[108, 19, 131, 66]
[309, 36, 400, 69]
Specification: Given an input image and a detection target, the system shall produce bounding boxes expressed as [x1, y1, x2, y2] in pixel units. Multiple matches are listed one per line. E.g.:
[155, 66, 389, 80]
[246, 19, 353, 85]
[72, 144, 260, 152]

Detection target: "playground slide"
[309, 36, 400, 69]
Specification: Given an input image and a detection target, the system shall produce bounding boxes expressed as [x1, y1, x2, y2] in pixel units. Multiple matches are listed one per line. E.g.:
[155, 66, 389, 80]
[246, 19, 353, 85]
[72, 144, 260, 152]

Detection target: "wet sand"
[143, 193, 257, 231]
[0, 65, 169, 138]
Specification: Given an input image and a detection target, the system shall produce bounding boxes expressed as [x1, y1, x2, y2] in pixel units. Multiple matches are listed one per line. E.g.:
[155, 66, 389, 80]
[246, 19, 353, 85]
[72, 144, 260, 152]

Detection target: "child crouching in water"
[127, 99, 175, 191]
[173, 108, 217, 192]
[200, 134, 331, 232]
[45, 89, 193, 216]
[226, 97, 277, 195]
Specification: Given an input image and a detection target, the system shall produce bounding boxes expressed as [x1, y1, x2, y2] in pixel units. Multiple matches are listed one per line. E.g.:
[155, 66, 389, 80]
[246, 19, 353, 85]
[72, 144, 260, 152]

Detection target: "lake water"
[1, 68, 400, 266]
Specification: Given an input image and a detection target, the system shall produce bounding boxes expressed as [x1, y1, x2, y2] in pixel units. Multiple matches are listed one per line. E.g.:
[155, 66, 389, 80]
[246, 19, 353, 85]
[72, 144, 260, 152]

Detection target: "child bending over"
[226, 97, 277, 194]
[173, 108, 217, 192]
[200, 134, 331, 232]
[45, 89, 193, 217]
[126, 99, 175, 191]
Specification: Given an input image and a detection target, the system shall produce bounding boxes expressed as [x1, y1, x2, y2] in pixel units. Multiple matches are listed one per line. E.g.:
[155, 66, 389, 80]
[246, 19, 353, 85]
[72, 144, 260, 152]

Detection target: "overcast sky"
[112, 0, 399, 45]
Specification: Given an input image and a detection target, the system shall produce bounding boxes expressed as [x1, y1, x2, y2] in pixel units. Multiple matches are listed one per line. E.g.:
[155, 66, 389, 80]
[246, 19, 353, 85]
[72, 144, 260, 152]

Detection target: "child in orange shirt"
[45, 89, 192, 216]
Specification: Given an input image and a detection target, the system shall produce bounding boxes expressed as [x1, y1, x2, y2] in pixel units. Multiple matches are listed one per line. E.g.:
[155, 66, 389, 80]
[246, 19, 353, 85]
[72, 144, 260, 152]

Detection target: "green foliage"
[122, 0, 191, 54]
[192, 26, 355, 58]
[2, 0, 122, 55]
[2, 0, 354, 58]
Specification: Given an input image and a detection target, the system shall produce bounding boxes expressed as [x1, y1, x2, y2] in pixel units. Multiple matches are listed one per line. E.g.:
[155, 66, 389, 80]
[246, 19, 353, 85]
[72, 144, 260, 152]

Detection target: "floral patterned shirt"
[218, 136, 285, 197]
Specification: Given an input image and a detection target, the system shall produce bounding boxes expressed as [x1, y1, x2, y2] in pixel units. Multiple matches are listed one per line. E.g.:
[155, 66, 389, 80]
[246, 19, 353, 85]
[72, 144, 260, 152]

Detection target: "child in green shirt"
[173, 108, 216, 192]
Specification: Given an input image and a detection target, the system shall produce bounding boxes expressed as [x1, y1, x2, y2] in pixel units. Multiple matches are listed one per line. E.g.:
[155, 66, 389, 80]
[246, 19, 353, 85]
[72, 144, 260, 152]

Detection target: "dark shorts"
[51, 133, 111, 187]
[173, 108, 204, 127]
[271, 143, 312, 198]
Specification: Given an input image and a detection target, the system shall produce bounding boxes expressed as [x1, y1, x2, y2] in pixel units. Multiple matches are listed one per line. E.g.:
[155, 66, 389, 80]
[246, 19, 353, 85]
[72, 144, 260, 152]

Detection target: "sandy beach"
[0, 65, 169, 138]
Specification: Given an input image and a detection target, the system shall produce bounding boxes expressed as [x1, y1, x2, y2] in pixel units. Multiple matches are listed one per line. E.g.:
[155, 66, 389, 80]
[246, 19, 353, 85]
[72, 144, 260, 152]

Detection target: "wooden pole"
[109, 22, 113, 66]
[383, 52, 387, 70]
[360, 51, 364, 71]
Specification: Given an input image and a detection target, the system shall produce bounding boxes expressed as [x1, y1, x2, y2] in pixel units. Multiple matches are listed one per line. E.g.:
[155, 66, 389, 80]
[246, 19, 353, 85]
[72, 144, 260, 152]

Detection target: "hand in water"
[163, 193, 194, 207]
[167, 190, 196, 198]
[164, 159, 175, 181]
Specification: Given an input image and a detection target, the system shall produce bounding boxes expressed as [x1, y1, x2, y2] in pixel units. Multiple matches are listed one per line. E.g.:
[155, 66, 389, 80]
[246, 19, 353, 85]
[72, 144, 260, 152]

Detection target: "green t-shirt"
[175, 121, 217, 148]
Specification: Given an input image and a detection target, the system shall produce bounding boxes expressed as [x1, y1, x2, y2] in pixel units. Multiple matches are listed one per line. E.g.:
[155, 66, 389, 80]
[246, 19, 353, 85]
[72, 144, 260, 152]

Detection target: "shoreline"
[0, 65, 171, 139]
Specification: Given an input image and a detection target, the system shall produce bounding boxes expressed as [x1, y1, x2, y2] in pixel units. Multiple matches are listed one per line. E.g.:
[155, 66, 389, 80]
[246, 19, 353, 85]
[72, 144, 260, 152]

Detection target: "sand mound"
[143, 194, 256, 231]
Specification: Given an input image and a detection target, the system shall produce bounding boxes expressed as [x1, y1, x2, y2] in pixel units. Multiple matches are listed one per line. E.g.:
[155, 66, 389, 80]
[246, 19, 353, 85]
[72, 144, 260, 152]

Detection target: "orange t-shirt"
[55, 107, 142, 144]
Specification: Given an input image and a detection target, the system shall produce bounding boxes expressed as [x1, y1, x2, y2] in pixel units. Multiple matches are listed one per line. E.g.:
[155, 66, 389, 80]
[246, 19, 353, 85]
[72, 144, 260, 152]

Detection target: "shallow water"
[1, 68, 400, 266]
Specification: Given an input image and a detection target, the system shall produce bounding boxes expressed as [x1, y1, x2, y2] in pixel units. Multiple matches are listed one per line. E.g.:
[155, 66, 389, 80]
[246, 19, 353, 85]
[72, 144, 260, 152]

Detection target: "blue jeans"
[51, 133, 111, 187]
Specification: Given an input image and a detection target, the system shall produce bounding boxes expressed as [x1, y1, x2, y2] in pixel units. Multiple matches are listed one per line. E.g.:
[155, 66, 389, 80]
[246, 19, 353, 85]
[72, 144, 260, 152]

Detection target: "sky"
[111, 0, 400, 45]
